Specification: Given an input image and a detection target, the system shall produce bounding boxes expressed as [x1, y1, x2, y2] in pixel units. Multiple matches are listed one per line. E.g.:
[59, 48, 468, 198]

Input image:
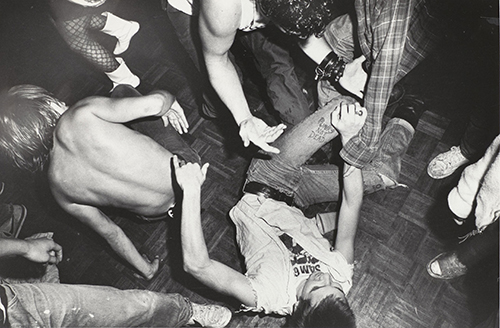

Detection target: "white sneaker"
[427, 146, 470, 179]
[190, 303, 232, 328]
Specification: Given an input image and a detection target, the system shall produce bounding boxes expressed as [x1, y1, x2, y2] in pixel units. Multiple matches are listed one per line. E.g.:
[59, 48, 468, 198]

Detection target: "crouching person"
[0, 85, 199, 280]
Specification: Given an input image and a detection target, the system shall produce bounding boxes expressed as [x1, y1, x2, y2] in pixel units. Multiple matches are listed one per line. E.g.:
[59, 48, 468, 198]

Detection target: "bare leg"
[56, 14, 119, 72]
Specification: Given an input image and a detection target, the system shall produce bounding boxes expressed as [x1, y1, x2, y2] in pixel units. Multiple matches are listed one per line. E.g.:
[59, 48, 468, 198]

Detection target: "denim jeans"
[3, 283, 192, 327]
[246, 96, 414, 208]
[461, 110, 499, 161]
[110, 85, 200, 164]
[457, 220, 499, 270]
[237, 29, 312, 126]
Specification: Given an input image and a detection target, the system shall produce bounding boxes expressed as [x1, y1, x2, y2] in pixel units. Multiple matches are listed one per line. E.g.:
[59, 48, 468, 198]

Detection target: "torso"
[48, 109, 175, 216]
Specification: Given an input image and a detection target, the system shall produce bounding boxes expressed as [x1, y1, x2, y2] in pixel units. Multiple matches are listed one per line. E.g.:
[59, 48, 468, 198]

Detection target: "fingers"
[172, 155, 180, 170]
[251, 137, 281, 154]
[47, 250, 60, 265]
[51, 241, 63, 263]
[161, 115, 169, 127]
[331, 104, 341, 126]
[263, 124, 286, 143]
[331, 102, 367, 127]
[170, 115, 184, 134]
[178, 112, 189, 134]
[241, 134, 251, 147]
[201, 162, 210, 178]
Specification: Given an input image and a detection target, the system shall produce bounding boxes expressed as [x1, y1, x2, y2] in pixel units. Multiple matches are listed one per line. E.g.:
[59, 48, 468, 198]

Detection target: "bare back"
[49, 95, 176, 217]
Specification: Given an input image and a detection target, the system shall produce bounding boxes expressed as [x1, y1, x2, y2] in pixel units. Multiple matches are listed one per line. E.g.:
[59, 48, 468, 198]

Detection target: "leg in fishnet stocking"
[89, 13, 106, 30]
[57, 15, 118, 72]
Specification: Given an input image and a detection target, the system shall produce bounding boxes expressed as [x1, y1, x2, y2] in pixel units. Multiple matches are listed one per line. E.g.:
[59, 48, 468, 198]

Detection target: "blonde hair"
[0, 85, 65, 172]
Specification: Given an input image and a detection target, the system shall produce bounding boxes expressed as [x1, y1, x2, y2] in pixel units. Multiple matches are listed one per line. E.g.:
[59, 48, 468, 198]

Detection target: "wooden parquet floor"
[0, 1, 498, 327]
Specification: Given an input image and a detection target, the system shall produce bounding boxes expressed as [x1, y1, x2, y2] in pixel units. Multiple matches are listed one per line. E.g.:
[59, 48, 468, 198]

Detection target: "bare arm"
[199, 0, 285, 153]
[330, 103, 366, 263]
[0, 236, 63, 264]
[174, 157, 256, 306]
[61, 201, 159, 280]
[73, 90, 176, 124]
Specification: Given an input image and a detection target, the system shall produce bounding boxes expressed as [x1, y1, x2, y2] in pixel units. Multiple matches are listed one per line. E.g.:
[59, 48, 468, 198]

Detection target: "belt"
[243, 181, 294, 207]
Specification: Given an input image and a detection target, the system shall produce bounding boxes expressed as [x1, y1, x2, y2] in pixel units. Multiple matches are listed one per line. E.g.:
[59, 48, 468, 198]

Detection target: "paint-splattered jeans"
[2, 283, 192, 327]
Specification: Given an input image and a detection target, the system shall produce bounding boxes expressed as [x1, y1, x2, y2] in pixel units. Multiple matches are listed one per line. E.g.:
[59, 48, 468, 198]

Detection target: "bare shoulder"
[200, 0, 241, 35]
[70, 96, 109, 114]
[60, 96, 107, 124]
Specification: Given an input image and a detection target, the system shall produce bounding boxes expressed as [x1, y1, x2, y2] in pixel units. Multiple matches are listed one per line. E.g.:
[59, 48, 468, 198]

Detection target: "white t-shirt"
[230, 194, 353, 315]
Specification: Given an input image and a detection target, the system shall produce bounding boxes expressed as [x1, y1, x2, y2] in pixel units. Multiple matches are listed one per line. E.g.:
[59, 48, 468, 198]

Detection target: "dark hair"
[287, 295, 356, 328]
[0, 85, 64, 172]
[257, 0, 341, 39]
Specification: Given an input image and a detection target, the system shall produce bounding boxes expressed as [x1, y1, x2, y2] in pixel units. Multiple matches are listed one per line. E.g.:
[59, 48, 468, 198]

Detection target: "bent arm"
[74, 90, 176, 124]
[175, 158, 255, 306]
[199, 0, 285, 153]
[181, 186, 256, 306]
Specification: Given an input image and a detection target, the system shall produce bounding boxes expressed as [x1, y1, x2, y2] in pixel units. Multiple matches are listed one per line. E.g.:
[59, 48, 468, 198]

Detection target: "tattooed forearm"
[307, 117, 335, 142]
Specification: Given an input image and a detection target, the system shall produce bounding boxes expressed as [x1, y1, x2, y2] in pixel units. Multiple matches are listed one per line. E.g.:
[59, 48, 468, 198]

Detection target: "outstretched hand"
[24, 232, 63, 265]
[338, 56, 368, 99]
[161, 100, 189, 134]
[330, 102, 367, 144]
[239, 116, 286, 154]
[173, 155, 209, 191]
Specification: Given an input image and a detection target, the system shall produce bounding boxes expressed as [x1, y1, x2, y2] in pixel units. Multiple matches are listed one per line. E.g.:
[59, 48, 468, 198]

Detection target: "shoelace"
[443, 146, 466, 166]
[458, 229, 480, 243]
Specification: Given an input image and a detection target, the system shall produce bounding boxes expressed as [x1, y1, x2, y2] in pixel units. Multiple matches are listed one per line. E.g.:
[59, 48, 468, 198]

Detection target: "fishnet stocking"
[58, 14, 119, 72]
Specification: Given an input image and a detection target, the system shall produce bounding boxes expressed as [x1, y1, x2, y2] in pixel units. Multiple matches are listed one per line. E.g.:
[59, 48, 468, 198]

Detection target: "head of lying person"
[288, 271, 356, 328]
[257, 0, 341, 39]
[0, 85, 67, 173]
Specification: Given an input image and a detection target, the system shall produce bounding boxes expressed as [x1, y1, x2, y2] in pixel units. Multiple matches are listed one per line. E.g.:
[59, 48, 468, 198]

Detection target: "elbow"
[183, 261, 197, 275]
[183, 258, 211, 278]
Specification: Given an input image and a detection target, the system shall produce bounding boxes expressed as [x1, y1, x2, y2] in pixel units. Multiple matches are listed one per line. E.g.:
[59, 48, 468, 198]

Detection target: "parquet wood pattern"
[0, 1, 498, 327]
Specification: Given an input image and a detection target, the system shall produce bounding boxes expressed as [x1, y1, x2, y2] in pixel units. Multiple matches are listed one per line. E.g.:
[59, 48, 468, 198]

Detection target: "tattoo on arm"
[308, 117, 335, 142]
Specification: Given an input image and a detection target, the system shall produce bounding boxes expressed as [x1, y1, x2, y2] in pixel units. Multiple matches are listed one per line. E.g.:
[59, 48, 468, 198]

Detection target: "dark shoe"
[391, 95, 426, 129]
[387, 83, 405, 107]
[427, 251, 468, 279]
[0, 204, 27, 239]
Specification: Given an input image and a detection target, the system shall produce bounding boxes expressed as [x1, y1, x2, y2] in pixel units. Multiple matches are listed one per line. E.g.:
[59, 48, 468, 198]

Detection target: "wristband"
[315, 51, 346, 83]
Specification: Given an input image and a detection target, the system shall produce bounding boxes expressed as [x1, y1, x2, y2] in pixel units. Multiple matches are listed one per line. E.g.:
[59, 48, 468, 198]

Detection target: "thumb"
[330, 106, 340, 127]
[201, 163, 210, 177]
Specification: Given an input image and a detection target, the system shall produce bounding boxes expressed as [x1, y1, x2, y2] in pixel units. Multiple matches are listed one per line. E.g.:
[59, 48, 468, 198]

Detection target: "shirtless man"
[0, 84, 199, 279]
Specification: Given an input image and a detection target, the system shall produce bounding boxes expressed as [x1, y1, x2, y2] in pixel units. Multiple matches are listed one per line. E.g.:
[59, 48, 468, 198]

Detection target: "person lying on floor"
[0, 84, 199, 280]
[174, 101, 367, 327]
[0, 233, 231, 328]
